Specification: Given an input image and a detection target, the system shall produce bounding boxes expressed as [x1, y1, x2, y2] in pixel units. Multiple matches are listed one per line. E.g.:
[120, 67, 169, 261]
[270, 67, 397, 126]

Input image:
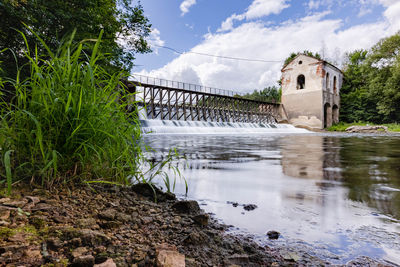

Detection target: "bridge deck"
[128, 75, 280, 123]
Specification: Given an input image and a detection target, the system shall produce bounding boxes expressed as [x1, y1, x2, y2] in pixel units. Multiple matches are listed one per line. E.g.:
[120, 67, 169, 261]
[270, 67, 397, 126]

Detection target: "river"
[142, 120, 400, 265]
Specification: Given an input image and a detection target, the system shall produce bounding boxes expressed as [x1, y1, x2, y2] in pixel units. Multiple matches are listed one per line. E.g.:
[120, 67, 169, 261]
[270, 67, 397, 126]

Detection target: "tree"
[365, 33, 400, 122]
[340, 33, 400, 123]
[243, 86, 281, 103]
[339, 49, 376, 122]
[0, 0, 151, 78]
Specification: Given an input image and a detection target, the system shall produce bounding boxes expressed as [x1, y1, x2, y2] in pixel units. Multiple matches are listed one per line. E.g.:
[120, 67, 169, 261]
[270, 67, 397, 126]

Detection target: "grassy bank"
[0, 30, 183, 195]
[327, 122, 400, 132]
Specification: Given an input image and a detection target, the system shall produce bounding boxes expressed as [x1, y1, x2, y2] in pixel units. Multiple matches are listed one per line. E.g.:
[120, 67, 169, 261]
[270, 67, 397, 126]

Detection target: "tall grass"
[0, 30, 145, 189]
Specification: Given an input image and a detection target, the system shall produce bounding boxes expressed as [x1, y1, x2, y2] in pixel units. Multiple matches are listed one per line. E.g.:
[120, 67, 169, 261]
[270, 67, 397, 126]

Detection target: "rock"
[94, 258, 117, 267]
[346, 125, 388, 133]
[171, 201, 200, 215]
[26, 196, 40, 205]
[243, 204, 257, 211]
[98, 209, 117, 221]
[115, 213, 131, 223]
[77, 218, 97, 228]
[141, 216, 153, 224]
[183, 231, 208, 245]
[30, 215, 49, 229]
[46, 237, 62, 250]
[282, 251, 300, 262]
[77, 229, 110, 246]
[156, 243, 185, 267]
[131, 183, 176, 202]
[2, 199, 28, 208]
[72, 255, 95, 267]
[72, 247, 89, 258]
[192, 214, 209, 227]
[0, 198, 11, 204]
[0, 220, 10, 226]
[23, 249, 42, 259]
[99, 220, 121, 229]
[0, 207, 10, 220]
[227, 201, 239, 207]
[226, 254, 249, 265]
[267, 231, 280, 240]
[31, 203, 53, 211]
[8, 232, 26, 243]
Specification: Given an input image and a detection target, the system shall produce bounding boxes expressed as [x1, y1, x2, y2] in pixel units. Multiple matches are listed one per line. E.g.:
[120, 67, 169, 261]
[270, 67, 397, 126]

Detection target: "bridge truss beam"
[136, 83, 280, 124]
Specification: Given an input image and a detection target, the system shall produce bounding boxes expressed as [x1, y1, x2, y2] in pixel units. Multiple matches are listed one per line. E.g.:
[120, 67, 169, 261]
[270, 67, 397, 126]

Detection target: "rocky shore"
[0, 184, 394, 266]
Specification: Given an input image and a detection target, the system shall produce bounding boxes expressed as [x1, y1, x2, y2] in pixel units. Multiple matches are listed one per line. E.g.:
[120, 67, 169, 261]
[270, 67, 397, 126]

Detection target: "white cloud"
[218, 14, 245, 32]
[218, 0, 290, 32]
[308, 0, 322, 10]
[140, 2, 399, 93]
[382, 1, 400, 33]
[245, 0, 290, 19]
[147, 28, 165, 54]
[180, 0, 197, 16]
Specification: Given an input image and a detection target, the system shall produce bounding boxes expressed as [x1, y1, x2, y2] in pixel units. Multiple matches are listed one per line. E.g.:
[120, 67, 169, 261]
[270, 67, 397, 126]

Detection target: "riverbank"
[327, 122, 400, 132]
[0, 184, 308, 266]
[0, 184, 394, 266]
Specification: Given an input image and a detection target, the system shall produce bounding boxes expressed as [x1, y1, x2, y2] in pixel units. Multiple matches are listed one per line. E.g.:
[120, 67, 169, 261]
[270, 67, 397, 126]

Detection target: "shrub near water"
[0, 31, 143, 190]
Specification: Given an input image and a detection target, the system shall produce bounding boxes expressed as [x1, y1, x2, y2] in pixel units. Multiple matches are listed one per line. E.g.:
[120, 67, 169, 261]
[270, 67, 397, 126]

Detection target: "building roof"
[281, 54, 343, 74]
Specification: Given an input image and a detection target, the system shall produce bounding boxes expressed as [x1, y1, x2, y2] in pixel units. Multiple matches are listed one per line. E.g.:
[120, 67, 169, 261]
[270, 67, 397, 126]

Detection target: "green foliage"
[340, 33, 400, 123]
[0, 31, 144, 188]
[283, 50, 322, 67]
[243, 86, 281, 103]
[0, 0, 151, 78]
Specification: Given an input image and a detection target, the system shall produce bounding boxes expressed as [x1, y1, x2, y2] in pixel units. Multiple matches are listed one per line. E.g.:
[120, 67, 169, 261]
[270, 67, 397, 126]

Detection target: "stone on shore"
[156, 244, 185, 267]
[346, 125, 388, 133]
[171, 200, 200, 214]
[94, 258, 117, 267]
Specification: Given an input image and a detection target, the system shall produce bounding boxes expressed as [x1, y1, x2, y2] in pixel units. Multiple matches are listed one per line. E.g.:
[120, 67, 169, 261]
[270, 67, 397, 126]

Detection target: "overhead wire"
[154, 45, 283, 63]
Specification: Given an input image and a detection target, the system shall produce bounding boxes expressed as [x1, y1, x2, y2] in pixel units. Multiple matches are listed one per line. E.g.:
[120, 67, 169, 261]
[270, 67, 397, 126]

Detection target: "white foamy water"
[140, 119, 309, 134]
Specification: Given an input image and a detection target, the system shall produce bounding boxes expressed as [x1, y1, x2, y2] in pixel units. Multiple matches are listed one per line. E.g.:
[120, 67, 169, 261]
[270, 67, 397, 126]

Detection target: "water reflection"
[144, 133, 400, 264]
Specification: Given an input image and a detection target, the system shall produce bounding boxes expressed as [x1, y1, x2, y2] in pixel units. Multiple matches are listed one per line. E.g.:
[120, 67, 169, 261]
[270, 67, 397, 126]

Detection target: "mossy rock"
[0, 227, 15, 239]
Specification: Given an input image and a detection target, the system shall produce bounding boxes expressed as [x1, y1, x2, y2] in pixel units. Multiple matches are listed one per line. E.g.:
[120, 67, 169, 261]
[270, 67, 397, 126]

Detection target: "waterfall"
[140, 119, 309, 134]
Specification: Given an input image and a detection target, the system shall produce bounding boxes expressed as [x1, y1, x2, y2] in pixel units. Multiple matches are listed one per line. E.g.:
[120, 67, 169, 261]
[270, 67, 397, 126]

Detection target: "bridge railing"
[131, 74, 245, 97]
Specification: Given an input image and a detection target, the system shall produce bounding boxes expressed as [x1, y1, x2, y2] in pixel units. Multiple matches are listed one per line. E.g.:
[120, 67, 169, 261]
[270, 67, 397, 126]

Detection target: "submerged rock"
[243, 204, 257, 211]
[267, 230, 280, 240]
[227, 201, 239, 207]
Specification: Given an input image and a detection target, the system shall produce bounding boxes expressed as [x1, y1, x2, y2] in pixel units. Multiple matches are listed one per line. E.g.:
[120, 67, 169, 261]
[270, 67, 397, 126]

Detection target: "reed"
[0, 30, 146, 190]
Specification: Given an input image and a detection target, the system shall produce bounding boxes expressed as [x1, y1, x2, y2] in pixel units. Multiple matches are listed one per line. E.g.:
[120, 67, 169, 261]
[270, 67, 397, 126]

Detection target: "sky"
[134, 0, 400, 93]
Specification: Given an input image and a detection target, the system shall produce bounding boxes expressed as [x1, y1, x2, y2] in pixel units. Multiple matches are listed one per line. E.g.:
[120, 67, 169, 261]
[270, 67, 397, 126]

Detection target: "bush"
[0, 30, 143, 190]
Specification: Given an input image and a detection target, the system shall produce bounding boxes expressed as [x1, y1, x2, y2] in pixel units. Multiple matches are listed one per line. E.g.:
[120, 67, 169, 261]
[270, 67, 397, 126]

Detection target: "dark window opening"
[333, 76, 337, 94]
[297, 75, 305, 89]
[299, 60, 303, 65]
[326, 73, 330, 90]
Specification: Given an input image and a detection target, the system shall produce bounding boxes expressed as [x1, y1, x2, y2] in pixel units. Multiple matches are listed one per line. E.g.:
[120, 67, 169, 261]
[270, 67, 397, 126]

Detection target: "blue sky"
[134, 0, 399, 93]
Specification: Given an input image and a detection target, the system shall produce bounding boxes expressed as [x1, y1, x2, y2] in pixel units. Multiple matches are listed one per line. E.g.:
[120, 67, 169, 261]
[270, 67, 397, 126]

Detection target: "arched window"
[326, 73, 330, 91]
[333, 76, 337, 94]
[297, 75, 305, 89]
